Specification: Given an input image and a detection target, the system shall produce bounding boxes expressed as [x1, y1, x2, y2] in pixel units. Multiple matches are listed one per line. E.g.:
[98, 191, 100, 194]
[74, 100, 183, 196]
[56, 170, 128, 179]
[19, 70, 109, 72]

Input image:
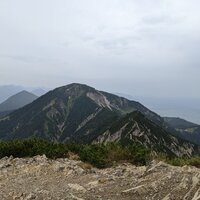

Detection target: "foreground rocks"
[0, 155, 200, 200]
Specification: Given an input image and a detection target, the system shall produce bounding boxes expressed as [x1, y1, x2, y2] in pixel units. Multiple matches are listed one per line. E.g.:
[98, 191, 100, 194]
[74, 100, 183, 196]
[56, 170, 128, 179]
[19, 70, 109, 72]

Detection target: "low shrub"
[0, 139, 199, 169]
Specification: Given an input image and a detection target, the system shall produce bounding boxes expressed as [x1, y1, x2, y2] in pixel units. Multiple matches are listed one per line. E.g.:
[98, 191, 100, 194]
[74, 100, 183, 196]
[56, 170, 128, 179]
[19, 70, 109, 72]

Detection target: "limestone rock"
[0, 156, 200, 200]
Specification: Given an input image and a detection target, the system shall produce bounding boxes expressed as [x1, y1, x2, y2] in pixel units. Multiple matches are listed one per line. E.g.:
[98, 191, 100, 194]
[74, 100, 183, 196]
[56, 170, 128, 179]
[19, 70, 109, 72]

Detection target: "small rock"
[87, 180, 99, 188]
[98, 178, 107, 184]
[122, 185, 144, 195]
[24, 193, 36, 200]
[68, 184, 86, 192]
[70, 193, 84, 200]
[33, 155, 47, 163]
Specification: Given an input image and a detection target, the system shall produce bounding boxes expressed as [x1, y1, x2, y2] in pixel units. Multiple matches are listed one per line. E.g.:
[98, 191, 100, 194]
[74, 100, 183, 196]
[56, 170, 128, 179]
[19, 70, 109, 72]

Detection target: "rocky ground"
[0, 155, 200, 200]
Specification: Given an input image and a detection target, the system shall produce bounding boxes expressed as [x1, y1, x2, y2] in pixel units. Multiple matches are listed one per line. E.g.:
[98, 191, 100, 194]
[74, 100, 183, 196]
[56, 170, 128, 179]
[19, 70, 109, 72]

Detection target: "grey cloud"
[81, 35, 96, 42]
[0, 55, 44, 64]
[0, 0, 199, 101]
[0, 54, 63, 65]
[96, 36, 141, 53]
[142, 14, 184, 25]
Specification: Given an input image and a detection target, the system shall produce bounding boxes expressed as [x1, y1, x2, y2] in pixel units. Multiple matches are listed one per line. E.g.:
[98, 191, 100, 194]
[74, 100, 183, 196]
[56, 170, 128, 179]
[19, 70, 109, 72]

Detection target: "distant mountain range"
[141, 98, 200, 125]
[115, 93, 200, 125]
[164, 117, 200, 146]
[0, 85, 25, 103]
[0, 85, 47, 103]
[0, 91, 38, 117]
[0, 83, 199, 157]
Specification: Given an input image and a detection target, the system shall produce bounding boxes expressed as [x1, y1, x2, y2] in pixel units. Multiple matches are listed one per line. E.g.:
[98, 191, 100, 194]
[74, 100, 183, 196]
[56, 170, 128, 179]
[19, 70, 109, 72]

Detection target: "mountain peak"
[58, 83, 95, 92]
[54, 83, 92, 93]
[0, 90, 38, 112]
[16, 90, 35, 95]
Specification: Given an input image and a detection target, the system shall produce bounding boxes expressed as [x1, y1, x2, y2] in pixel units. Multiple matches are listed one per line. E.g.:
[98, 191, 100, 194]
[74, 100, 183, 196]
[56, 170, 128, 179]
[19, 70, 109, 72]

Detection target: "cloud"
[0, 0, 199, 100]
[96, 36, 139, 52]
[0, 54, 45, 64]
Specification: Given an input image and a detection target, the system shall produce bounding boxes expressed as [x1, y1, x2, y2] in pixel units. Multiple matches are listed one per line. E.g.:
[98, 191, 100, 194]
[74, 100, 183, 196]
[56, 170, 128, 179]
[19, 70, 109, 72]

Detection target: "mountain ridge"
[94, 111, 198, 157]
[0, 83, 199, 156]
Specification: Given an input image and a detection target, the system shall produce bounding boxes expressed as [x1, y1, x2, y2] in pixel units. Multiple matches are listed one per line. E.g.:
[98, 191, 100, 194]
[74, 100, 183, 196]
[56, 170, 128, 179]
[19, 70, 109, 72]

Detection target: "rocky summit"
[0, 155, 200, 200]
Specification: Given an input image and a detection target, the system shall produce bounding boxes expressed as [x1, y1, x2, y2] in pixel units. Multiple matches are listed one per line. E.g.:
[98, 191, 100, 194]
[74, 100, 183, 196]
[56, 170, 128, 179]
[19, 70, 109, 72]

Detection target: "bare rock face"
[0, 156, 200, 200]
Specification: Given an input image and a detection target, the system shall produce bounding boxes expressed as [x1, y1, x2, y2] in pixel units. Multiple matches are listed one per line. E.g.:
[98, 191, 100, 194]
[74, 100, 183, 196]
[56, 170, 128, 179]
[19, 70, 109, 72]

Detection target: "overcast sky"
[0, 0, 200, 100]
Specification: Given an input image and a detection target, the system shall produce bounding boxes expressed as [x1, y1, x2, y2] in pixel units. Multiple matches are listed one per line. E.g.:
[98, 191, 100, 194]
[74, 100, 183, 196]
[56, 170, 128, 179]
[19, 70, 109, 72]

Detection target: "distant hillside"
[164, 117, 200, 145]
[0, 85, 25, 103]
[0, 85, 47, 103]
[164, 117, 199, 129]
[0, 83, 198, 157]
[0, 91, 38, 113]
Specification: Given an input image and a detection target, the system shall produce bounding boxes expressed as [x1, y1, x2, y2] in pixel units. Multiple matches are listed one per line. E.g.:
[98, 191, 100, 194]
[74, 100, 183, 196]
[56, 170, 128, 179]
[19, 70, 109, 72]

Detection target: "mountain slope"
[0, 83, 162, 140]
[94, 111, 198, 157]
[0, 84, 119, 140]
[0, 111, 11, 118]
[0, 91, 38, 113]
[164, 117, 200, 145]
[0, 83, 198, 156]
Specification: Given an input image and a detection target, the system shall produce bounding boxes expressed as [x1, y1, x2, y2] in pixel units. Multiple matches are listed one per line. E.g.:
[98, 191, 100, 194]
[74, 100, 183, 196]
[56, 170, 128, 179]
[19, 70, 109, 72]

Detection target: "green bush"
[187, 157, 200, 168]
[105, 143, 127, 162]
[126, 144, 151, 165]
[0, 138, 199, 169]
[167, 157, 187, 166]
[0, 139, 69, 159]
[78, 144, 109, 168]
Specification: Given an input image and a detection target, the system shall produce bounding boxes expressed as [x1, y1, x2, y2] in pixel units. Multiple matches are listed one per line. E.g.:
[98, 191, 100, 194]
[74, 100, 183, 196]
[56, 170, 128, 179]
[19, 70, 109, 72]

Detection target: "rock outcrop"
[0, 155, 200, 200]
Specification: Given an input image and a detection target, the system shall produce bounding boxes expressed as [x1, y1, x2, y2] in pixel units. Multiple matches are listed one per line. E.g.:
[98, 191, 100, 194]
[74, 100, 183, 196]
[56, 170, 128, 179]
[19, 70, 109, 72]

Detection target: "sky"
[0, 0, 200, 122]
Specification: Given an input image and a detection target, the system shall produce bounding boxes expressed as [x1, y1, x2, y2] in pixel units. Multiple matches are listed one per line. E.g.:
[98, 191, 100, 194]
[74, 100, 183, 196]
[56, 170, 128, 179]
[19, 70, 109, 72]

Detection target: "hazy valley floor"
[0, 155, 200, 200]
